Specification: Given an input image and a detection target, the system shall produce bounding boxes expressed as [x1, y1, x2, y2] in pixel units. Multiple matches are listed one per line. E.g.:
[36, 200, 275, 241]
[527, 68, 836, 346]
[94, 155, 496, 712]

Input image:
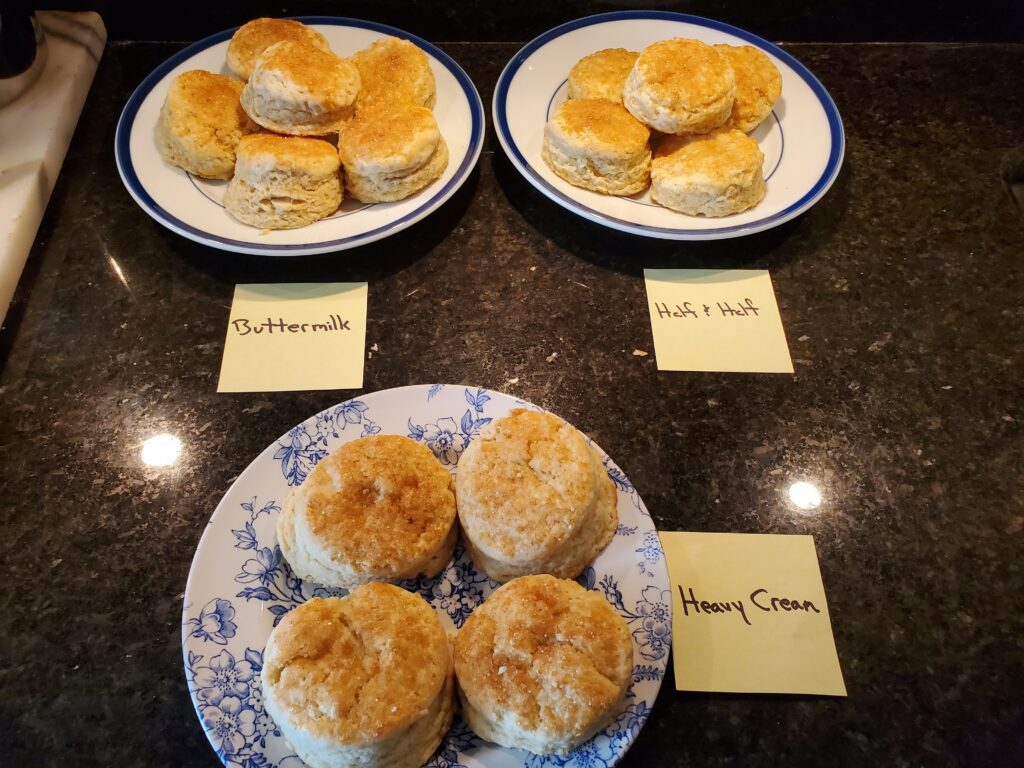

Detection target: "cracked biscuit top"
[454, 409, 604, 563]
[261, 586, 450, 741]
[285, 434, 455, 577]
[453, 575, 632, 739]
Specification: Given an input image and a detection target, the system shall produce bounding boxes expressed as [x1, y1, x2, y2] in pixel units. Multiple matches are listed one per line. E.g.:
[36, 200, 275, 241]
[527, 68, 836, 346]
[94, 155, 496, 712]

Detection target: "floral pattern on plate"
[183, 384, 670, 768]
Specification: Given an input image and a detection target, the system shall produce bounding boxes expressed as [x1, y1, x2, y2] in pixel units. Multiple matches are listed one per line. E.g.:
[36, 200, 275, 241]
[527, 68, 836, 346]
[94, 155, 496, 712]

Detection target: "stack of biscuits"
[543, 38, 783, 217]
[155, 18, 450, 230]
[261, 408, 633, 767]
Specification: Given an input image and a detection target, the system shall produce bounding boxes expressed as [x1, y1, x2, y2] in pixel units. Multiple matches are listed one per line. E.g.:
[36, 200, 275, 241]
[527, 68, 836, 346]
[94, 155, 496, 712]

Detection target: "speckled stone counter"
[1, 41, 1022, 767]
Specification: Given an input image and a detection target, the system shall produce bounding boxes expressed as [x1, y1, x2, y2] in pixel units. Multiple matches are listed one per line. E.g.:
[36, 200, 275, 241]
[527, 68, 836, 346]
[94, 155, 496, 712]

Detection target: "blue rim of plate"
[115, 17, 485, 255]
[492, 11, 845, 240]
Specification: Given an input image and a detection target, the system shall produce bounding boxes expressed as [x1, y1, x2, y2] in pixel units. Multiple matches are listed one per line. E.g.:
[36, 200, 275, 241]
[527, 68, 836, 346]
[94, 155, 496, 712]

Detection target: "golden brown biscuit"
[623, 38, 736, 135]
[567, 48, 638, 103]
[338, 102, 448, 202]
[651, 128, 766, 216]
[226, 18, 332, 80]
[714, 44, 782, 133]
[240, 41, 360, 136]
[277, 435, 457, 588]
[453, 575, 633, 755]
[455, 409, 618, 581]
[224, 134, 342, 229]
[352, 36, 436, 109]
[155, 70, 258, 179]
[542, 98, 651, 195]
[262, 586, 454, 768]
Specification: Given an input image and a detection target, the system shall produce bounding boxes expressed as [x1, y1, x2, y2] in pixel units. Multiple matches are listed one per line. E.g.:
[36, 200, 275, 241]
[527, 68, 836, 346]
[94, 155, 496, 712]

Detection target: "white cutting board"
[0, 11, 105, 323]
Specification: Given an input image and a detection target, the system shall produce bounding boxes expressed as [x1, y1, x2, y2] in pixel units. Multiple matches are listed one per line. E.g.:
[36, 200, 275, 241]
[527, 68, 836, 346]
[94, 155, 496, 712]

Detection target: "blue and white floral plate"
[493, 11, 844, 240]
[116, 18, 484, 255]
[183, 384, 670, 768]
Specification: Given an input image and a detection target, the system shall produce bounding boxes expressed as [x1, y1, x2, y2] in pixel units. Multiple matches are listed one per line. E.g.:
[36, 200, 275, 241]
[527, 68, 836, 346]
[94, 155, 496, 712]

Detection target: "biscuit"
[455, 409, 618, 582]
[714, 45, 782, 133]
[155, 70, 258, 180]
[338, 103, 448, 203]
[224, 134, 341, 229]
[262, 586, 454, 768]
[277, 435, 457, 588]
[623, 38, 736, 135]
[241, 41, 360, 136]
[542, 98, 651, 196]
[651, 129, 766, 216]
[352, 36, 436, 109]
[226, 17, 332, 80]
[453, 575, 633, 756]
[567, 48, 638, 103]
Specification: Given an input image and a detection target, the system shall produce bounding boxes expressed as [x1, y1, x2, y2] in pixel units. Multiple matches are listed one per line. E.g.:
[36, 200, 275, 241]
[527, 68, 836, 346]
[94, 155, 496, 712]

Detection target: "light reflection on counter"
[108, 255, 129, 289]
[788, 481, 823, 511]
[141, 434, 182, 467]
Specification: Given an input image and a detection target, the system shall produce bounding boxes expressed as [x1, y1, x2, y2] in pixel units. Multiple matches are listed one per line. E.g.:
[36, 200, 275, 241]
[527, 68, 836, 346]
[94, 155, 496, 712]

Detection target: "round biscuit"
[240, 40, 360, 136]
[455, 409, 618, 581]
[352, 36, 436, 109]
[262, 586, 454, 768]
[542, 98, 651, 196]
[155, 70, 257, 180]
[339, 103, 448, 202]
[714, 44, 782, 133]
[224, 134, 342, 229]
[623, 38, 736, 135]
[567, 48, 638, 103]
[453, 575, 633, 755]
[651, 128, 766, 216]
[277, 434, 457, 588]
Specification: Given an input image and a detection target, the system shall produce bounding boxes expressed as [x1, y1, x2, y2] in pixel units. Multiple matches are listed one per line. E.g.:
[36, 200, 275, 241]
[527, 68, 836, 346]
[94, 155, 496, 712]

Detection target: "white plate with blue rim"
[115, 18, 484, 256]
[493, 11, 844, 240]
[182, 384, 670, 768]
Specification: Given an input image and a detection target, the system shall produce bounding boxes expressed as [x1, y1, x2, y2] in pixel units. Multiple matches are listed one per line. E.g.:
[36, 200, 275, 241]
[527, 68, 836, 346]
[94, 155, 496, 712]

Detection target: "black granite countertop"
[1, 38, 1023, 768]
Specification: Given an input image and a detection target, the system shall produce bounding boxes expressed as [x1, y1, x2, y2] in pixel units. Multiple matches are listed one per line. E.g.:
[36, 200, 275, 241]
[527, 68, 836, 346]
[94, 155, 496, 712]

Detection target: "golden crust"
[339, 103, 440, 175]
[654, 128, 763, 180]
[633, 38, 733, 106]
[456, 410, 596, 562]
[624, 38, 735, 134]
[713, 44, 782, 133]
[262, 586, 451, 743]
[542, 99, 651, 196]
[453, 575, 632, 754]
[156, 70, 257, 179]
[343, 135, 449, 203]
[254, 40, 356, 95]
[353, 36, 435, 109]
[225, 135, 341, 229]
[455, 409, 618, 580]
[549, 98, 650, 157]
[281, 435, 456, 587]
[651, 129, 766, 216]
[166, 69, 245, 115]
[567, 48, 638, 102]
[241, 41, 360, 135]
[234, 134, 340, 177]
[226, 18, 332, 79]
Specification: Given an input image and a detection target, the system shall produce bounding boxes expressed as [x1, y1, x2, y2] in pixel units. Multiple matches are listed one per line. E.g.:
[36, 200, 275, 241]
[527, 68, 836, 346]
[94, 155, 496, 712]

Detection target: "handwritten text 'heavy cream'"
[678, 586, 822, 626]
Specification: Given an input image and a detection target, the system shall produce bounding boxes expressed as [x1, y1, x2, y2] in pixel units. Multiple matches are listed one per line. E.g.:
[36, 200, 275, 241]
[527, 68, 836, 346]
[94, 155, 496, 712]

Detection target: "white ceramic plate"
[182, 384, 670, 768]
[115, 18, 484, 255]
[493, 11, 844, 240]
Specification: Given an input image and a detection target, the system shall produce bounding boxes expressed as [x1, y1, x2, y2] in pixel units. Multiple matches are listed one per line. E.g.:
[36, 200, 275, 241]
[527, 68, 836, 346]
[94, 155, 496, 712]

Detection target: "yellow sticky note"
[659, 532, 846, 696]
[643, 269, 793, 373]
[217, 283, 368, 393]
